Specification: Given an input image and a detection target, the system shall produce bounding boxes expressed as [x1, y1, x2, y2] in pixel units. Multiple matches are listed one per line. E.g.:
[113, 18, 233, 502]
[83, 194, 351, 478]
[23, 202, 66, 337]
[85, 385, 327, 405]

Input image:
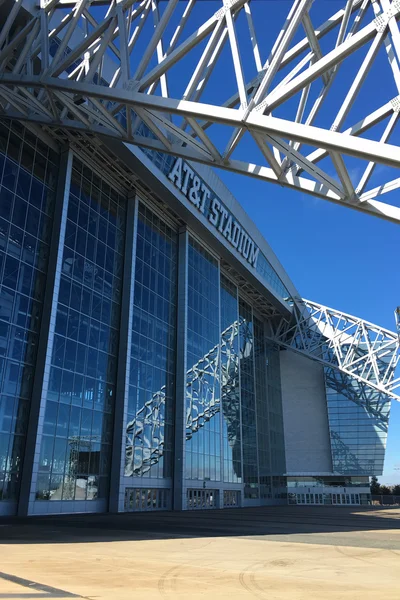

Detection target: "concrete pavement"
[0, 506, 399, 599]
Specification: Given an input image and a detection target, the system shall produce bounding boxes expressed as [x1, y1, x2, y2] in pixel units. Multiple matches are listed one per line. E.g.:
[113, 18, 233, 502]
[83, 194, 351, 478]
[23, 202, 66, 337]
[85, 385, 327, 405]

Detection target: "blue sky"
[218, 168, 400, 485]
[206, 0, 400, 484]
[126, 0, 400, 482]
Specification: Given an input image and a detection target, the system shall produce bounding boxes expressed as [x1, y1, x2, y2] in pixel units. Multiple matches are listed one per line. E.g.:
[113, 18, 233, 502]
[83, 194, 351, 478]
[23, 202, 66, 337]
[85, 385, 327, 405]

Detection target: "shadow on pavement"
[0, 505, 400, 546]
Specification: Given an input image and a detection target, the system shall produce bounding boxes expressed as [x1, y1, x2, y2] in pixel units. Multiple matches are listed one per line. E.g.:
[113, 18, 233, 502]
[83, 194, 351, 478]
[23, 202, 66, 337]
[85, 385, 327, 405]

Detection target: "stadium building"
[0, 0, 399, 517]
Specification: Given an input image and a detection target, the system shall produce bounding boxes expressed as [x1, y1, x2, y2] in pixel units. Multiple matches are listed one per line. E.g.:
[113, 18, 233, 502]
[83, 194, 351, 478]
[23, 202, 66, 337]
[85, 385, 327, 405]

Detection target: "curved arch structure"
[0, 0, 398, 509]
[1, 0, 400, 222]
[126, 301, 399, 476]
[269, 298, 400, 401]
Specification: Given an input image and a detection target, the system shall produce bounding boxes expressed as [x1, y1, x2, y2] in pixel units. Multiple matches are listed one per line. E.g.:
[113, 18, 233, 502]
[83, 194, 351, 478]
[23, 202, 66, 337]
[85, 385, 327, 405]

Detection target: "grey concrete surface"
[0, 506, 399, 599]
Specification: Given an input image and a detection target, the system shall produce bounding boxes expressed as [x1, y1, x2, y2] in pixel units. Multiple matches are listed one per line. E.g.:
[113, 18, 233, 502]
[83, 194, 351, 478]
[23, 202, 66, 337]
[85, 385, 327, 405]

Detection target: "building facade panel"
[280, 351, 332, 475]
[125, 202, 177, 486]
[325, 368, 390, 476]
[185, 237, 221, 486]
[266, 345, 286, 482]
[34, 157, 126, 510]
[0, 117, 394, 516]
[0, 121, 58, 514]
[220, 275, 242, 487]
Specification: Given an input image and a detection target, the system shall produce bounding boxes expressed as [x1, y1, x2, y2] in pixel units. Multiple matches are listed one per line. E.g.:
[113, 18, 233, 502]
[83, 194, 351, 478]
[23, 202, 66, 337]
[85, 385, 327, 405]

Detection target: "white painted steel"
[269, 299, 400, 401]
[1, 0, 400, 222]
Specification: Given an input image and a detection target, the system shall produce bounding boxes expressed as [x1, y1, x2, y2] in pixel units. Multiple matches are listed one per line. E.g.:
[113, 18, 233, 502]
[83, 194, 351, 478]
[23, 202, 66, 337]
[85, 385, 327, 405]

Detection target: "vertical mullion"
[217, 263, 224, 507]
[251, 308, 260, 501]
[264, 328, 274, 503]
[173, 227, 188, 511]
[108, 194, 138, 513]
[237, 288, 244, 506]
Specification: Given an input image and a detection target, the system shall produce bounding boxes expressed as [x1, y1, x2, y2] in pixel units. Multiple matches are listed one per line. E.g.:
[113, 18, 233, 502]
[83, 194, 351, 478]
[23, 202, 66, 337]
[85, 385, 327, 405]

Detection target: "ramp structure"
[1, 0, 400, 222]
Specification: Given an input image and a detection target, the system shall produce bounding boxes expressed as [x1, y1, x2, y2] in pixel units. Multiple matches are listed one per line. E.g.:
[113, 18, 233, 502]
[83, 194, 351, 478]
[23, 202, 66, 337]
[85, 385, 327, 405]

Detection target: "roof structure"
[1, 0, 400, 222]
[1, 0, 399, 420]
[268, 298, 400, 401]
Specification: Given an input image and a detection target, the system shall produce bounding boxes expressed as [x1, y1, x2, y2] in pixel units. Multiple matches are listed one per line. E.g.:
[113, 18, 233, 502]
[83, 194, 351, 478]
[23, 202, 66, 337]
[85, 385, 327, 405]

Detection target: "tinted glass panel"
[239, 299, 259, 499]
[220, 275, 241, 484]
[125, 203, 177, 480]
[36, 159, 126, 501]
[185, 238, 221, 483]
[326, 366, 389, 476]
[0, 121, 57, 502]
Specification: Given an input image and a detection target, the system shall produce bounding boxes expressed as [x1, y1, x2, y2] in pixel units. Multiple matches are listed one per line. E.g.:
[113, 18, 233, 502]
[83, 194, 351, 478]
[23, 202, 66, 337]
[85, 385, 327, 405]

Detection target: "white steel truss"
[2, 1, 400, 221]
[125, 318, 243, 476]
[269, 298, 400, 401]
[126, 298, 400, 475]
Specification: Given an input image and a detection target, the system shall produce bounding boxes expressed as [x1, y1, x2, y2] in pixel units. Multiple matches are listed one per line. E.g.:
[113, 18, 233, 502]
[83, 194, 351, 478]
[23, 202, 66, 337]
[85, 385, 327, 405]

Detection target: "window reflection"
[125, 203, 177, 480]
[239, 299, 259, 499]
[254, 317, 272, 499]
[179, 252, 286, 498]
[220, 275, 241, 484]
[185, 238, 221, 483]
[326, 366, 390, 475]
[0, 120, 57, 502]
[36, 159, 126, 501]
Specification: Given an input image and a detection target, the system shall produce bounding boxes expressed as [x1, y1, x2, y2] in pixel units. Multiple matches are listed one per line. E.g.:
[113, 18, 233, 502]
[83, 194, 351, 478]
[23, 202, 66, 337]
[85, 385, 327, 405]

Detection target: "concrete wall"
[280, 351, 332, 475]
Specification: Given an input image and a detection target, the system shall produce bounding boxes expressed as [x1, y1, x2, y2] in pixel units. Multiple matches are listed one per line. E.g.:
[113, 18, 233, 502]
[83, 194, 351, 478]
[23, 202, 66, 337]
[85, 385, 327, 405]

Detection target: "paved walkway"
[0, 506, 399, 599]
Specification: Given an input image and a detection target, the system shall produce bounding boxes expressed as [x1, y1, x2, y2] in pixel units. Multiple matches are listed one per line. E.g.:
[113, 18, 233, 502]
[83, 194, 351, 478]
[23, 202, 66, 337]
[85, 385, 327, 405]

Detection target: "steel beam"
[1, 0, 400, 224]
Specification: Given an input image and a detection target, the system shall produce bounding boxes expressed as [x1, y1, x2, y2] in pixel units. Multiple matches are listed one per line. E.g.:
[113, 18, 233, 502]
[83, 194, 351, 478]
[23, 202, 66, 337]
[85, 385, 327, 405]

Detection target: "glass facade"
[287, 476, 370, 488]
[0, 119, 392, 516]
[255, 253, 290, 301]
[182, 239, 287, 504]
[0, 120, 57, 502]
[36, 158, 126, 502]
[185, 237, 221, 483]
[125, 203, 177, 480]
[288, 491, 370, 506]
[140, 150, 290, 303]
[254, 317, 271, 499]
[326, 367, 390, 475]
[220, 275, 242, 484]
[239, 299, 259, 500]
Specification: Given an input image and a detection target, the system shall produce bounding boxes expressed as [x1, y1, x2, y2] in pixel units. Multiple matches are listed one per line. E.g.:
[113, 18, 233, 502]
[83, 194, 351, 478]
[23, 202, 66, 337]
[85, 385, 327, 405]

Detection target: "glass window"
[220, 275, 241, 484]
[239, 299, 259, 499]
[325, 365, 390, 477]
[0, 121, 58, 502]
[185, 238, 221, 484]
[125, 204, 177, 481]
[36, 159, 126, 501]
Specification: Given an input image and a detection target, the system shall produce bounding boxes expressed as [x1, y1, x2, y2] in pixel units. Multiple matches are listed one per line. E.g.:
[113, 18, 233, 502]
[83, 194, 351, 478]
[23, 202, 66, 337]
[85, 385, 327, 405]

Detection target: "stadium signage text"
[168, 157, 259, 268]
